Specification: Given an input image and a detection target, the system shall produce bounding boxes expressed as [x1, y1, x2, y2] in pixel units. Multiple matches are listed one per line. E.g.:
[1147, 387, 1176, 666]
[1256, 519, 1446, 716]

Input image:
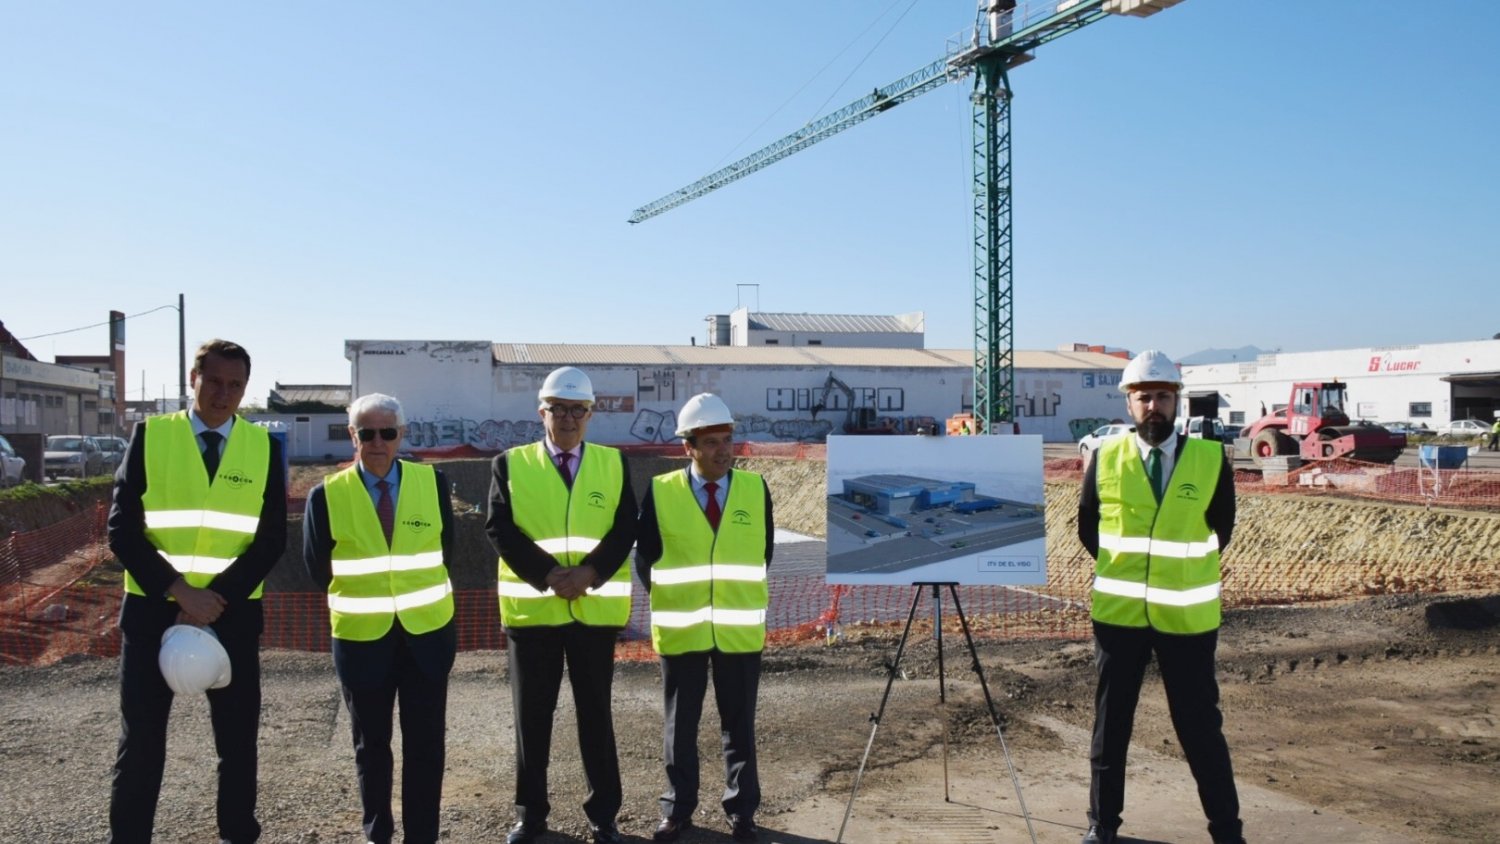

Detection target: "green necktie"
[1148, 447, 1164, 503]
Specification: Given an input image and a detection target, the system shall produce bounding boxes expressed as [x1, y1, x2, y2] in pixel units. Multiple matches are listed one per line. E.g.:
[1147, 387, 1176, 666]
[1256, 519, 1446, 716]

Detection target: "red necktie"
[375, 480, 395, 545]
[704, 481, 722, 531]
[557, 451, 573, 486]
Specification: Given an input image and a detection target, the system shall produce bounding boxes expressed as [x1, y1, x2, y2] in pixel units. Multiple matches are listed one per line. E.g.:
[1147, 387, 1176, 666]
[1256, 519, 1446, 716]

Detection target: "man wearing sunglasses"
[1076, 350, 1243, 844]
[486, 366, 637, 844]
[107, 338, 287, 844]
[303, 393, 456, 844]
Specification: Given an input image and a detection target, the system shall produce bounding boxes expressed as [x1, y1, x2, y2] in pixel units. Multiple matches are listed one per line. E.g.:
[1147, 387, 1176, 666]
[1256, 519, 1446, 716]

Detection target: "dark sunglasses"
[543, 405, 590, 419]
[356, 427, 400, 442]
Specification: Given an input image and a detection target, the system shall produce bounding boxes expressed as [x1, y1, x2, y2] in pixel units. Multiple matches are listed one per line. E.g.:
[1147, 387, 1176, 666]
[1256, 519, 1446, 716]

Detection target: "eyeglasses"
[543, 405, 590, 419]
[356, 427, 400, 442]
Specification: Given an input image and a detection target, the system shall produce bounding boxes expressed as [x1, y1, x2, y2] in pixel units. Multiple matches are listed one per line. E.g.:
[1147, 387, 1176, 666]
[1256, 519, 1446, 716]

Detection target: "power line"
[18, 304, 178, 342]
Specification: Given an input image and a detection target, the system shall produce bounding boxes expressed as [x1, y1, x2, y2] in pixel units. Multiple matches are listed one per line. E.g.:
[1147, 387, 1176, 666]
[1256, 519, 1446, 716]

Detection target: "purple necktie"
[557, 451, 574, 486]
[376, 480, 395, 545]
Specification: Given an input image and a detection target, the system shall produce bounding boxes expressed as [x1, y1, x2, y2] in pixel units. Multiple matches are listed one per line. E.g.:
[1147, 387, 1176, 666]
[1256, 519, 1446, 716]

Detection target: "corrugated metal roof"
[489, 344, 1128, 370]
[745, 312, 919, 334]
[269, 383, 351, 406]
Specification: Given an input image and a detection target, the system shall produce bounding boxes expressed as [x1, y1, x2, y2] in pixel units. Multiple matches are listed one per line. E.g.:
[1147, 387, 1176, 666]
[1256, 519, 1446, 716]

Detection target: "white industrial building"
[1181, 338, 1500, 429]
[342, 338, 1132, 450]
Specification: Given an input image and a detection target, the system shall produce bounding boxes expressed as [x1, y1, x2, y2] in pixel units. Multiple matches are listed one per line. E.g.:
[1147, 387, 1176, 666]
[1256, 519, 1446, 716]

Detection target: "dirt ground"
[1, 456, 1498, 843]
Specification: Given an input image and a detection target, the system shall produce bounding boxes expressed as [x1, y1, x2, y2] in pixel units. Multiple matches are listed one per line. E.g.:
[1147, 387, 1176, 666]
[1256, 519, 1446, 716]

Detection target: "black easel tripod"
[836, 582, 1037, 844]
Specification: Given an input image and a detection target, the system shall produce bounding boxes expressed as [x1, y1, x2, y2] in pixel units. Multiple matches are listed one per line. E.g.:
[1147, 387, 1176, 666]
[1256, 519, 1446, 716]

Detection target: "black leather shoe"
[591, 822, 625, 844]
[1081, 824, 1116, 844]
[730, 815, 758, 842]
[506, 820, 546, 844]
[653, 816, 692, 842]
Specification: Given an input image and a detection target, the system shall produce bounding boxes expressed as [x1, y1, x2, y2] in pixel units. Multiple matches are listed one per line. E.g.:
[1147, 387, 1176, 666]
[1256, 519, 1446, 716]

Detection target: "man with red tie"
[303, 393, 456, 844]
[635, 393, 774, 843]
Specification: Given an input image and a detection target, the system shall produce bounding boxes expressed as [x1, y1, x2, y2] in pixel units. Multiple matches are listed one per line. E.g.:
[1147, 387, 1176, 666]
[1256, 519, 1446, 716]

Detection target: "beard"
[1139, 415, 1174, 445]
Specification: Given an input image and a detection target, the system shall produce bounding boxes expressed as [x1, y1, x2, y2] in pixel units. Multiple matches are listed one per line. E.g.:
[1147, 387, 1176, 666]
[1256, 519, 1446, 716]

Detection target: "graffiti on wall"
[406, 417, 544, 451]
[629, 409, 678, 443]
[1016, 378, 1063, 418]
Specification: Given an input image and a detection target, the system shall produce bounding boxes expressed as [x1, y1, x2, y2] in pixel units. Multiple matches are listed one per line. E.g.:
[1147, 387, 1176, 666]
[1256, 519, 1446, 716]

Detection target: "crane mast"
[631, 0, 1184, 433]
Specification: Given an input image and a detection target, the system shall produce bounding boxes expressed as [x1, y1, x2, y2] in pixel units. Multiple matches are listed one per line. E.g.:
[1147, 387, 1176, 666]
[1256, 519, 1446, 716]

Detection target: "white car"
[1078, 423, 1135, 457]
[1435, 419, 1488, 438]
[0, 433, 24, 486]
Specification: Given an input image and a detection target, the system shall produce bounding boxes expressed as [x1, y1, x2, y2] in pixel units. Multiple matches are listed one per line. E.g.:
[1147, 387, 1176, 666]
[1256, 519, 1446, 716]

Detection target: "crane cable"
[707, 0, 923, 172]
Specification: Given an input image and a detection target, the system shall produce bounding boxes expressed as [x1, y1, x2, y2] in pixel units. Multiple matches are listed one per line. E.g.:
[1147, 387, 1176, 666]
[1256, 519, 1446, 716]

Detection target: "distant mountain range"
[1178, 346, 1266, 366]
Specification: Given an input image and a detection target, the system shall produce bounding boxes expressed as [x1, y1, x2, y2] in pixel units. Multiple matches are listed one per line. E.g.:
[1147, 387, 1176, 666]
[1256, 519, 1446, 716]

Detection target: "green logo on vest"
[217, 470, 255, 488]
[402, 516, 433, 532]
[1176, 482, 1201, 501]
[587, 491, 606, 509]
[731, 509, 751, 525]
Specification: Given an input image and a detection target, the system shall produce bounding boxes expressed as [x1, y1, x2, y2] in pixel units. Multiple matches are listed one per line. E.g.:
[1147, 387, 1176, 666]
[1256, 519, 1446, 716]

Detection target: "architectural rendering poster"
[825, 434, 1046, 586]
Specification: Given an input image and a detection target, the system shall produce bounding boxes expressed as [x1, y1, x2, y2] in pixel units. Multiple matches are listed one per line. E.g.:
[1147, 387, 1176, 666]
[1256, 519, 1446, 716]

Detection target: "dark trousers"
[659, 650, 761, 822]
[335, 623, 456, 844]
[1088, 621, 1241, 842]
[109, 598, 263, 844]
[507, 623, 622, 827]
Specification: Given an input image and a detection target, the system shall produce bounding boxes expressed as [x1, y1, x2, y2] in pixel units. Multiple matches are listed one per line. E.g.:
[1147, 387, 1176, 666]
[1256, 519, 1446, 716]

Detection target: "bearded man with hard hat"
[302, 393, 456, 844]
[106, 338, 287, 844]
[485, 366, 637, 844]
[1076, 350, 1244, 844]
[635, 393, 773, 843]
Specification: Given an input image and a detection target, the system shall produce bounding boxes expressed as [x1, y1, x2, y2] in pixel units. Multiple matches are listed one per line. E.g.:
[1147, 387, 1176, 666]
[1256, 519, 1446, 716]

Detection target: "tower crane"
[631, 0, 1185, 433]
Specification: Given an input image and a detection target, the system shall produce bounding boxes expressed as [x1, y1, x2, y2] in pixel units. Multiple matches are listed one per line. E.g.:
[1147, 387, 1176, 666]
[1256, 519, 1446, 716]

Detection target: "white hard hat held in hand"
[675, 393, 735, 438]
[158, 624, 232, 694]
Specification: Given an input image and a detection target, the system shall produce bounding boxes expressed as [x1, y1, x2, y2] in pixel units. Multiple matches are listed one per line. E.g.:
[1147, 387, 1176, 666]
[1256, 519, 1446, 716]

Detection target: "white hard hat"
[158, 624, 232, 694]
[1119, 349, 1182, 390]
[538, 366, 594, 404]
[675, 393, 735, 437]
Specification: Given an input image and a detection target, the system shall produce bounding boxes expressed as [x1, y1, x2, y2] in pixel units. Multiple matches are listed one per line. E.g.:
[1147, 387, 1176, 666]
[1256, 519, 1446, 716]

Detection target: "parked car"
[97, 435, 129, 474]
[1435, 419, 1488, 438]
[1381, 420, 1432, 437]
[1078, 423, 1134, 457]
[0, 433, 25, 487]
[44, 435, 105, 480]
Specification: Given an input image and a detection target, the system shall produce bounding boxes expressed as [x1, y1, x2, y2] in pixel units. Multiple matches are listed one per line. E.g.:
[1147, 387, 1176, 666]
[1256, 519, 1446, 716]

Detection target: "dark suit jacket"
[302, 463, 457, 684]
[634, 467, 775, 593]
[1076, 435, 1235, 559]
[108, 418, 287, 638]
[484, 441, 637, 594]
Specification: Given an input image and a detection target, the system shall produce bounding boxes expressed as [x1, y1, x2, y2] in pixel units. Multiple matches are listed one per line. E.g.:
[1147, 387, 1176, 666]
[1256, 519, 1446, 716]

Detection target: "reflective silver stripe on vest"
[328, 581, 453, 615]
[533, 536, 602, 555]
[650, 564, 767, 586]
[1097, 532, 1220, 558]
[713, 608, 766, 625]
[159, 553, 234, 576]
[653, 606, 766, 628]
[145, 509, 260, 534]
[331, 551, 446, 578]
[1093, 576, 1221, 606]
[495, 579, 633, 599]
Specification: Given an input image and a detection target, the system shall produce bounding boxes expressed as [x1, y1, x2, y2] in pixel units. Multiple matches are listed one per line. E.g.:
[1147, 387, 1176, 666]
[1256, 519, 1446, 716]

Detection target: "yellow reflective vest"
[1091, 436, 1224, 633]
[324, 462, 453, 641]
[648, 470, 769, 655]
[132, 412, 270, 598]
[498, 442, 632, 627]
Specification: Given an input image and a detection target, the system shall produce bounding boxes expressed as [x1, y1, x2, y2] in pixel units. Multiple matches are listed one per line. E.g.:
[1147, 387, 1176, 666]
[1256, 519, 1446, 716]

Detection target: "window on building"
[1229, 411, 1245, 424]
[806, 339, 822, 346]
[763, 339, 779, 345]
[1409, 402, 1432, 418]
[327, 424, 347, 440]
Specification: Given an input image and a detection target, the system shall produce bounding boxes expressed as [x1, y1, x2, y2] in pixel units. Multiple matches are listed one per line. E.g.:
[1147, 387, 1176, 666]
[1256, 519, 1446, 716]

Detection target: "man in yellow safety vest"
[485, 366, 637, 844]
[635, 393, 773, 843]
[303, 393, 455, 844]
[1076, 350, 1243, 844]
[107, 338, 286, 844]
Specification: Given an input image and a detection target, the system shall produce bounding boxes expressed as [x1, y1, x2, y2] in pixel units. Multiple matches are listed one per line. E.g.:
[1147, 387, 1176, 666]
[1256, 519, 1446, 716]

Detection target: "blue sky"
[4, 1, 1497, 406]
